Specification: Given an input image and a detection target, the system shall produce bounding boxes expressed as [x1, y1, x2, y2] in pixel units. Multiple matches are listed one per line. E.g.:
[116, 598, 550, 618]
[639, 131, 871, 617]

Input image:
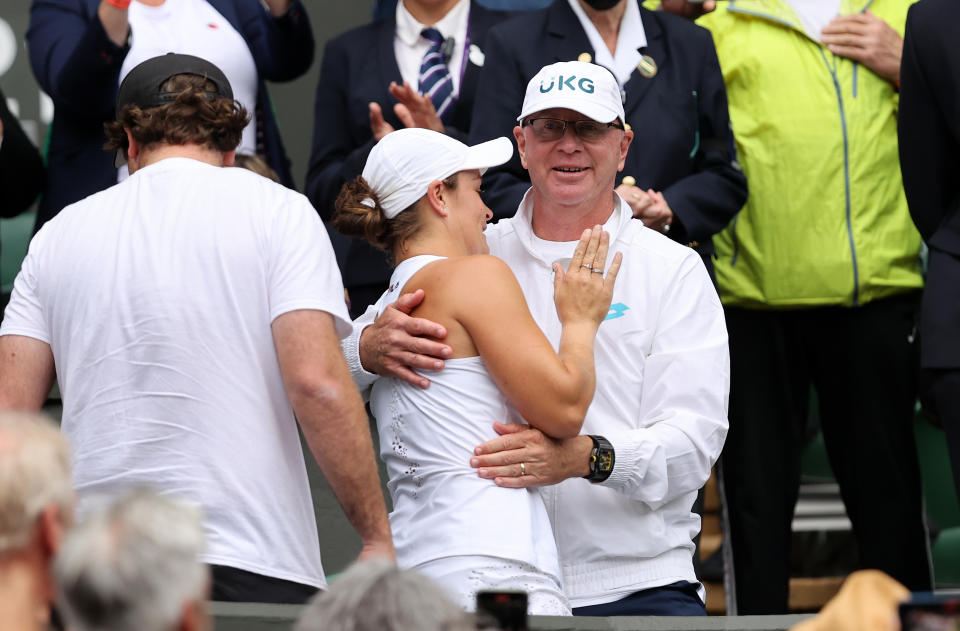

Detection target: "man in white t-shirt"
[0, 53, 394, 603]
[346, 61, 729, 616]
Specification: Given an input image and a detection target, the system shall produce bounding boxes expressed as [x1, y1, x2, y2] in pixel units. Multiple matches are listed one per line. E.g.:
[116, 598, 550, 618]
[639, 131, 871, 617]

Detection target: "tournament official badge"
[637, 55, 657, 78]
[577, 52, 592, 63]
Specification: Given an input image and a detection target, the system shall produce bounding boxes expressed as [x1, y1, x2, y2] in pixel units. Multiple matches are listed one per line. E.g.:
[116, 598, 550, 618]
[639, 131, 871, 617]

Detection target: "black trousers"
[919, 247, 960, 505]
[210, 565, 319, 604]
[721, 293, 932, 614]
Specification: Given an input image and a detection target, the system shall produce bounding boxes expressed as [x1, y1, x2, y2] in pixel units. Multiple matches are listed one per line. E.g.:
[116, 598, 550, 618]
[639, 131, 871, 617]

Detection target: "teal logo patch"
[604, 303, 629, 321]
[539, 75, 595, 94]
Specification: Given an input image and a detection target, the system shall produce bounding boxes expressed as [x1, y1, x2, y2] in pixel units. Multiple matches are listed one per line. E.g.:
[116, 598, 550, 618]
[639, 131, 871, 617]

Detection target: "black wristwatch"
[583, 435, 615, 483]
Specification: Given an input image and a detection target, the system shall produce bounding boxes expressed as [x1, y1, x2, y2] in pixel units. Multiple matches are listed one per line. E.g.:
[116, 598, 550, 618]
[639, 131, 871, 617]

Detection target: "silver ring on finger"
[592, 268, 604, 274]
[581, 263, 593, 270]
[520, 462, 526, 476]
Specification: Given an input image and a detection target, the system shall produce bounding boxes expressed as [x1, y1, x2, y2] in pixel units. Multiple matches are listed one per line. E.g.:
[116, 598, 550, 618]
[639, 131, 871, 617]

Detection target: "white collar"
[511, 188, 632, 266]
[395, 0, 471, 47]
[567, 0, 647, 86]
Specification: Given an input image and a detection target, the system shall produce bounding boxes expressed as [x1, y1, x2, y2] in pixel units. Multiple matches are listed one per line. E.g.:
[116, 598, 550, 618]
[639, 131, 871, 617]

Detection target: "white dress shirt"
[568, 0, 647, 87]
[394, 0, 471, 97]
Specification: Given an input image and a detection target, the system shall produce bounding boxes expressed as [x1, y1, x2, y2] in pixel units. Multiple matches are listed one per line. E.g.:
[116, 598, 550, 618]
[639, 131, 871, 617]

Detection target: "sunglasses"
[522, 117, 625, 142]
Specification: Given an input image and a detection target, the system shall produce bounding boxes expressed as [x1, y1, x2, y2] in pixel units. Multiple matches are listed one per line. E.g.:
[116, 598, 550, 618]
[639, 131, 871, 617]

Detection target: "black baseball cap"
[113, 53, 234, 167]
[115, 52, 233, 117]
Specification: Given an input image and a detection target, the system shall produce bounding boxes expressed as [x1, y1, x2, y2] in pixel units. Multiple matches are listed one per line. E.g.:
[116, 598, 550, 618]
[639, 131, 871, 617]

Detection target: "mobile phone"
[900, 593, 960, 631]
[476, 590, 528, 631]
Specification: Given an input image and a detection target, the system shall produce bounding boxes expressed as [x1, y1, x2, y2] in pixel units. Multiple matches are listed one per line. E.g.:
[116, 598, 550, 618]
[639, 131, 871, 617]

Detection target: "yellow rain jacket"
[699, 0, 922, 308]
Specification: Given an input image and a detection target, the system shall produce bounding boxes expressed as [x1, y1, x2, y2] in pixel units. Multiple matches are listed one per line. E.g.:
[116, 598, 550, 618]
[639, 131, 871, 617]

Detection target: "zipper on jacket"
[689, 90, 700, 158]
[819, 47, 861, 306]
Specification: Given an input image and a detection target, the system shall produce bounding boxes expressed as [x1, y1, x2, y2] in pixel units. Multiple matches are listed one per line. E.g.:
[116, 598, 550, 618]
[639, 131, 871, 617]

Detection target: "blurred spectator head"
[104, 54, 250, 165]
[233, 153, 280, 182]
[54, 489, 209, 631]
[0, 411, 73, 558]
[0, 411, 72, 630]
[333, 128, 511, 257]
[295, 559, 473, 631]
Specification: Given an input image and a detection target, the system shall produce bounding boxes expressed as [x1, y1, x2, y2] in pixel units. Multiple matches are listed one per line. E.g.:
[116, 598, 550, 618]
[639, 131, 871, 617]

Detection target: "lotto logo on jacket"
[539, 75, 595, 94]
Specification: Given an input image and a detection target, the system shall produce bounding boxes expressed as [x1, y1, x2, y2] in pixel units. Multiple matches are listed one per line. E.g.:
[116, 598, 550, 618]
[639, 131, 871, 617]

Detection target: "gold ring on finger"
[520, 462, 526, 476]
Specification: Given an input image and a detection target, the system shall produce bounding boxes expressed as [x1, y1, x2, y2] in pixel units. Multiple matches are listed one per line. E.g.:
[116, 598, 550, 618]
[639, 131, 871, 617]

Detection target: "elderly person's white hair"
[0, 411, 73, 555]
[54, 488, 208, 631]
[295, 559, 473, 631]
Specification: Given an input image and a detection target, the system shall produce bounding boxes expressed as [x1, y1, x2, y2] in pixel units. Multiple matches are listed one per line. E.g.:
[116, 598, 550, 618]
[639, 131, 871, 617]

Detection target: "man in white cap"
[0, 53, 393, 603]
[345, 61, 728, 615]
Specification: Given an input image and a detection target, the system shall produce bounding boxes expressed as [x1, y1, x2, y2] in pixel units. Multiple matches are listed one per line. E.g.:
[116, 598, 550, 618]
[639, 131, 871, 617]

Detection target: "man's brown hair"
[104, 74, 250, 159]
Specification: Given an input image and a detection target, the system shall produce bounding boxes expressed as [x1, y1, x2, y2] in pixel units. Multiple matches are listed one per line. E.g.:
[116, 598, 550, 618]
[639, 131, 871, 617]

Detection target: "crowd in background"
[0, 0, 958, 624]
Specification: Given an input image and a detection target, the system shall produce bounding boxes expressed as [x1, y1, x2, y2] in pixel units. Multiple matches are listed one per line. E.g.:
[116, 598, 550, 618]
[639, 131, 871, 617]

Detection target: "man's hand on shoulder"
[358, 289, 452, 389]
[470, 422, 593, 488]
[821, 10, 903, 83]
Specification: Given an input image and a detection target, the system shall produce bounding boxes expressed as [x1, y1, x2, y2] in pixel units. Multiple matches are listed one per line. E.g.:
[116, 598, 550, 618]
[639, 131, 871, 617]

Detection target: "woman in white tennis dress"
[333, 128, 621, 615]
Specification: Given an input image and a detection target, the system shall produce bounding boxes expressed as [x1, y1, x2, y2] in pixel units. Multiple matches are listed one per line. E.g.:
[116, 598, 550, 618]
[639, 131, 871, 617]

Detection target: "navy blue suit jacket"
[27, 0, 313, 230]
[305, 2, 509, 291]
[468, 0, 747, 271]
[898, 0, 960, 366]
[0, 86, 45, 219]
[899, 0, 960, 256]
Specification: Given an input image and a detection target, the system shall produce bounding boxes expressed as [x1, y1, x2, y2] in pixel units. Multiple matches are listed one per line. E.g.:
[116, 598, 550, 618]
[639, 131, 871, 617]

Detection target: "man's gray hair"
[54, 488, 208, 631]
[295, 559, 474, 631]
[0, 411, 73, 555]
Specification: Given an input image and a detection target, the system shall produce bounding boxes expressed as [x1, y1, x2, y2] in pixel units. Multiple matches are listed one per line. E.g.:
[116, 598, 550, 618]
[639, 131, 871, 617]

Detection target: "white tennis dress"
[370, 255, 570, 615]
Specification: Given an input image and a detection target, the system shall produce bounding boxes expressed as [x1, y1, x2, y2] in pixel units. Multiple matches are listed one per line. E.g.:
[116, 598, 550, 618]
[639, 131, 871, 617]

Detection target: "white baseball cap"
[517, 61, 625, 124]
[362, 128, 513, 219]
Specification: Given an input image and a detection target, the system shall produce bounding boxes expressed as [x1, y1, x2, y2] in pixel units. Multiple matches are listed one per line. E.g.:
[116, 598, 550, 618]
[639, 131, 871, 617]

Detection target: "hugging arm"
[473, 254, 728, 501]
[453, 230, 621, 439]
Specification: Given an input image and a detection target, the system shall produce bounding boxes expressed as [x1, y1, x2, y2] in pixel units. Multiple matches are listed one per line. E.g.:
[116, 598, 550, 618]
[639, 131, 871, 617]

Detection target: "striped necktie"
[418, 27, 455, 121]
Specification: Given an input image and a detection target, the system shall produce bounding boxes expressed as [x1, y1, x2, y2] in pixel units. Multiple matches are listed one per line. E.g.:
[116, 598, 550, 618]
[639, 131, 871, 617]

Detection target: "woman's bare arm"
[448, 229, 621, 439]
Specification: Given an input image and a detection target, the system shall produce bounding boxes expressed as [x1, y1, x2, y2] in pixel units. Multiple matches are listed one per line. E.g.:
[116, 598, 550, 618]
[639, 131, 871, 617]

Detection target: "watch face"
[597, 449, 614, 473]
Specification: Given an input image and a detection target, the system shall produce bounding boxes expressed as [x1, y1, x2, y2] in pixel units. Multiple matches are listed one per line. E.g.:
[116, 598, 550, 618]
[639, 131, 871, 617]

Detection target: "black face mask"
[582, 0, 622, 10]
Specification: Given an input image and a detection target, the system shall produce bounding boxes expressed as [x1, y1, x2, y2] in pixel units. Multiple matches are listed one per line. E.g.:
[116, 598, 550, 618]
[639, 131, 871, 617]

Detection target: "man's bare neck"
[0, 562, 46, 631]
[530, 192, 617, 241]
[403, 0, 461, 26]
[135, 144, 227, 171]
